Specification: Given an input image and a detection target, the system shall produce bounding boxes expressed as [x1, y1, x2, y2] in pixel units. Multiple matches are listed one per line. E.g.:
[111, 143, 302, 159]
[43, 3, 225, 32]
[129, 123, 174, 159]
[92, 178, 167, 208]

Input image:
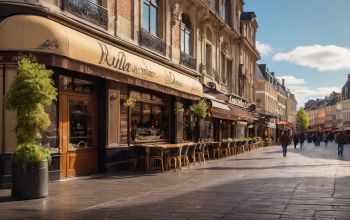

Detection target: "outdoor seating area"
[133, 137, 273, 172]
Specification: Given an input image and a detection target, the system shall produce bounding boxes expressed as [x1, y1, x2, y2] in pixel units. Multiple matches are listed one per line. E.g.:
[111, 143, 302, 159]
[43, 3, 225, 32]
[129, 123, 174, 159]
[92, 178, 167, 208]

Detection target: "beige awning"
[0, 15, 203, 99]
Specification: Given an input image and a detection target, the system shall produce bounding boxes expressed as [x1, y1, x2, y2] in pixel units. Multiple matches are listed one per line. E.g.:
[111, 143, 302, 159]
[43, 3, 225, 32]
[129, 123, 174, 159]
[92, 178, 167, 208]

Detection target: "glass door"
[59, 94, 97, 177]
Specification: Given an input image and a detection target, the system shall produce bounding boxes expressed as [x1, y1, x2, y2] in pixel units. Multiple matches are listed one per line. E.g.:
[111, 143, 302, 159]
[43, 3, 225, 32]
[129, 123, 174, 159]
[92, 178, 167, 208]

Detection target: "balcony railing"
[140, 28, 166, 55]
[180, 52, 196, 70]
[62, 0, 108, 29]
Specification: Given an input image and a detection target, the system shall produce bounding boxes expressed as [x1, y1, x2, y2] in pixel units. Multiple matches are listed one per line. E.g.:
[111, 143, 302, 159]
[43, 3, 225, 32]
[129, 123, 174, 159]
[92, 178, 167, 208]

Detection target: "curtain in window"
[181, 14, 191, 55]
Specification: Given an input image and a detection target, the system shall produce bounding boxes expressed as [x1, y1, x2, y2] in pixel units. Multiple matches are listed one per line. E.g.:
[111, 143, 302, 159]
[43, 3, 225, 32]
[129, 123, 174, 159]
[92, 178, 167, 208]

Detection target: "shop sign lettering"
[98, 42, 130, 72]
[228, 96, 249, 109]
[130, 65, 156, 78]
[164, 71, 183, 87]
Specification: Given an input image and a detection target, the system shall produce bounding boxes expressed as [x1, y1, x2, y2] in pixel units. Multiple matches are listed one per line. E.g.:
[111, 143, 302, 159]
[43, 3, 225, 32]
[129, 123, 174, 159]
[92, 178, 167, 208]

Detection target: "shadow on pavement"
[36, 175, 350, 219]
[226, 157, 275, 161]
[199, 163, 340, 171]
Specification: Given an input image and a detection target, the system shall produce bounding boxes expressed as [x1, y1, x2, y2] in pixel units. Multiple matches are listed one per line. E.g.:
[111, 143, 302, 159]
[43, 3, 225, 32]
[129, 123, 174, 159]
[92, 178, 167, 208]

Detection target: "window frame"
[143, 0, 159, 35]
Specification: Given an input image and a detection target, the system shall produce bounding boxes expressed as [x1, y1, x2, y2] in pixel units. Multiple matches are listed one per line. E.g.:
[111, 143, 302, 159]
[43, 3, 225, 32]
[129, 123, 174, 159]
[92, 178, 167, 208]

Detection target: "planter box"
[12, 161, 48, 200]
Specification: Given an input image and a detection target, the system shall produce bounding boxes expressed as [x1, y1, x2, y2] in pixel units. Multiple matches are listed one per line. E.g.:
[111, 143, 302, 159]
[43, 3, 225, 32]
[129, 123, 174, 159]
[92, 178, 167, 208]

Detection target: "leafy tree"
[5, 57, 57, 163]
[297, 107, 309, 131]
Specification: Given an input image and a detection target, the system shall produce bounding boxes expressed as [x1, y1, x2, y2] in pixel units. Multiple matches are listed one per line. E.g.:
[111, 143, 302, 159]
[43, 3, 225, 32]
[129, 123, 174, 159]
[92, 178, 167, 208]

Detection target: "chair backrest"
[149, 147, 163, 157]
[134, 146, 148, 156]
[188, 144, 196, 154]
[222, 142, 229, 149]
[181, 145, 189, 155]
[168, 147, 181, 156]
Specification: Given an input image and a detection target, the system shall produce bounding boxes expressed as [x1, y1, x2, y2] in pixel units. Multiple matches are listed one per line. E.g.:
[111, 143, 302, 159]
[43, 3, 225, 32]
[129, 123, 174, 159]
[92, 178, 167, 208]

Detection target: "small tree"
[190, 99, 209, 118]
[297, 107, 309, 131]
[5, 57, 57, 164]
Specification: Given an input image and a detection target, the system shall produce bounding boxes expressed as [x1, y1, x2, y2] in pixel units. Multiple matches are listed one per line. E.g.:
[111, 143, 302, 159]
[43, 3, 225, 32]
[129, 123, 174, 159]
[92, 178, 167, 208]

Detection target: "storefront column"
[174, 99, 184, 143]
[0, 65, 3, 153]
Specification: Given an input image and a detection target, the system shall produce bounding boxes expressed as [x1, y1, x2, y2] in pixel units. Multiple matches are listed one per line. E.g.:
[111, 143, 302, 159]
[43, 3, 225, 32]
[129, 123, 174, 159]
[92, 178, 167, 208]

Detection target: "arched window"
[143, 0, 159, 35]
[181, 14, 192, 55]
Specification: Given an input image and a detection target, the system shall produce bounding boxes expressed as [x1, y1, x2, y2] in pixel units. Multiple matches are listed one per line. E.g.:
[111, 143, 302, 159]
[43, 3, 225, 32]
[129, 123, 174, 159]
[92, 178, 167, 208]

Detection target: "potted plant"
[122, 96, 136, 109]
[5, 57, 57, 199]
[190, 99, 209, 118]
[174, 102, 184, 113]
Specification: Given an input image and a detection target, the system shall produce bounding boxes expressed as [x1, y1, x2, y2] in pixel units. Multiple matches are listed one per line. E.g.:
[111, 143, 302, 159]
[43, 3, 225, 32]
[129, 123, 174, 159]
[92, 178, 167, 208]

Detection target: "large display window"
[130, 90, 169, 142]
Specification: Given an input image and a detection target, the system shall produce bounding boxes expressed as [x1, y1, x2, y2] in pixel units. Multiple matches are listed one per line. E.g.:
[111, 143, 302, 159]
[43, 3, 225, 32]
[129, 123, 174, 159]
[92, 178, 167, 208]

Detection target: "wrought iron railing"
[140, 28, 166, 55]
[180, 52, 196, 70]
[62, 0, 108, 29]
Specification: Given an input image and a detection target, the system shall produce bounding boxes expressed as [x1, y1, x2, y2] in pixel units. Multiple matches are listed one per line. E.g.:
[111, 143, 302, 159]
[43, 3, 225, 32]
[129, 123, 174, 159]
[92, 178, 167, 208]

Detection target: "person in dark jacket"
[336, 132, 346, 157]
[280, 131, 291, 157]
[299, 132, 305, 148]
[293, 133, 299, 148]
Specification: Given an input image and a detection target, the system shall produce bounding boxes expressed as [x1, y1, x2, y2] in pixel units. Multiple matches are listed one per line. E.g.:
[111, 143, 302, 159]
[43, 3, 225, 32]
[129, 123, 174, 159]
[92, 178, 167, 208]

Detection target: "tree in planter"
[190, 99, 209, 140]
[5, 57, 57, 199]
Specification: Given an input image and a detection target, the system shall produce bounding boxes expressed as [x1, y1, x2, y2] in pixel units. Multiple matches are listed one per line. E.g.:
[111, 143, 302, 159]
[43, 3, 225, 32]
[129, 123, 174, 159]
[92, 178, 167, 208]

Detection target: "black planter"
[12, 160, 48, 200]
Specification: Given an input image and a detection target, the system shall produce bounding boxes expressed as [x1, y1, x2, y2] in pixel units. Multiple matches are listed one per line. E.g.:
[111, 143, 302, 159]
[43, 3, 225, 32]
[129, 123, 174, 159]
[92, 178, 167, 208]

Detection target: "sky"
[244, 0, 350, 108]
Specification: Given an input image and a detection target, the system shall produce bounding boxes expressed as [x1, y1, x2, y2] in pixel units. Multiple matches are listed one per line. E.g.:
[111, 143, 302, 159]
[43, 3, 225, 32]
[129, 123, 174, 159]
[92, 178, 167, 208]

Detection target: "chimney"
[348, 74, 350, 80]
[282, 79, 285, 87]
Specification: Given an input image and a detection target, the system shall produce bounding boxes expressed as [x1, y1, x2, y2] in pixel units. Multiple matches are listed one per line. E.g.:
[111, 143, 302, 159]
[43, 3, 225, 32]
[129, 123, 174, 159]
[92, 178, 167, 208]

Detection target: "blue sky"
[245, 0, 350, 107]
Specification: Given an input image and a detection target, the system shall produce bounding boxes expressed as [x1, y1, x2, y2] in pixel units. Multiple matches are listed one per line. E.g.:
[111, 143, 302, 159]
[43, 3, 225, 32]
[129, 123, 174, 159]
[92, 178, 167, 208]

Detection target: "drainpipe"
[114, 0, 118, 37]
[1, 65, 4, 155]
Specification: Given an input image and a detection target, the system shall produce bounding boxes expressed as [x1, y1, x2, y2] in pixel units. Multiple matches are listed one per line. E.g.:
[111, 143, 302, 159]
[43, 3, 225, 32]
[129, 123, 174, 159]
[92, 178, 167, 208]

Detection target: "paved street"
[1, 142, 350, 220]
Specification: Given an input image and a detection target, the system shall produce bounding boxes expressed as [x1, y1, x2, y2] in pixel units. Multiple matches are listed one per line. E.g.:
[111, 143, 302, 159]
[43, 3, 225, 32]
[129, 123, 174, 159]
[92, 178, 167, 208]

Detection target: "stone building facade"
[0, 0, 260, 184]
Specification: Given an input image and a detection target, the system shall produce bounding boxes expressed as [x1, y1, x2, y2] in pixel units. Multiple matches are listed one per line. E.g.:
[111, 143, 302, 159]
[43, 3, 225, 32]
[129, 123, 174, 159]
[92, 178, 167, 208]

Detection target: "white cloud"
[275, 75, 340, 107]
[256, 41, 272, 56]
[273, 45, 350, 71]
[276, 75, 306, 86]
[289, 85, 340, 108]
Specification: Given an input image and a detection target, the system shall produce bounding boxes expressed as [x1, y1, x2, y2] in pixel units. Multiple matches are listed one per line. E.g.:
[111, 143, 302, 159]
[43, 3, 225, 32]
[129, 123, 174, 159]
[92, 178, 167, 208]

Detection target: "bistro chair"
[195, 143, 206, 164]
[220, 141, 230, 157]
[167, 147, 182, 171]
[236, 141, 244, 154]
[187, 144, 197, 167]
[149, 147, 164, 172]
[180, 145, 190, 168]
[203, 143, 210, 160]
[211, 142, 221, 159]
[231, 141, 237, 155]
[134, 145, 149, 171]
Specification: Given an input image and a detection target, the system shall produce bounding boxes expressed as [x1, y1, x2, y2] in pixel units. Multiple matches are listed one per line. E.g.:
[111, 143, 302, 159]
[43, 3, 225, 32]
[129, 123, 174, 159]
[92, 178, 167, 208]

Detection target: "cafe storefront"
[201, 91, 255, 141]
[0, 15, 203, 181]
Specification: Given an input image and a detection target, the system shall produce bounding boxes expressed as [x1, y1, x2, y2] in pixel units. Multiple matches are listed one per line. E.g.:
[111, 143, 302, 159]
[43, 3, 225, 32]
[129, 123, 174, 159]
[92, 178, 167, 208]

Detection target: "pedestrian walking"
[324, 133, 329, 147]
[280, 131, 291, 157]
[336, 132, 346, 157]
[293, 133, 299, 148]
[299, 132, 305, 148]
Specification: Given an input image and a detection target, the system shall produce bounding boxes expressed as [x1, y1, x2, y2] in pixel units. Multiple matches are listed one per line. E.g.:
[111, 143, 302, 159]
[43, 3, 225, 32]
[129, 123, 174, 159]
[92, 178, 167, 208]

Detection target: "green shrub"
[5, 57, 57, 164]
[190, 99, 209, 118]
[13, 143, 51, 165]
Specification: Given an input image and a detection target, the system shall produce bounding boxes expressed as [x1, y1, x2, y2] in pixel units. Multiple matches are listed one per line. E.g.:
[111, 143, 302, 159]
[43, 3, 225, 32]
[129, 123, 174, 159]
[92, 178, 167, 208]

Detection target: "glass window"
[59, 75, 95, 95]
[69, 100, 95, 149]
[130, 91, 169, 142]
[181, 14, 191, 55]
[143, 0, 158, 35]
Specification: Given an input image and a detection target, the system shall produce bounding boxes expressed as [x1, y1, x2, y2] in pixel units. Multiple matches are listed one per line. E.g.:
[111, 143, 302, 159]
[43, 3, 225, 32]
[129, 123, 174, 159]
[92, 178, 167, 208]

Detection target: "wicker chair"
[187, 144, 197, 167]
[149, 147, 164, 172]
[134, 146, 149, 171]
[180, 145, 190, 168]
[167, 147, 182, 171]
[195, 143, 206, 164]
[220, 142, 230, 157]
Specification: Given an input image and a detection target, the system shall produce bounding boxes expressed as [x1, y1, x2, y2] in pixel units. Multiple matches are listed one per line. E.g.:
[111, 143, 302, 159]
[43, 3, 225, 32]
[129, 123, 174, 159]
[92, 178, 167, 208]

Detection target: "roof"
[240, 12, 256, 21]
[255, 63, 265, 80]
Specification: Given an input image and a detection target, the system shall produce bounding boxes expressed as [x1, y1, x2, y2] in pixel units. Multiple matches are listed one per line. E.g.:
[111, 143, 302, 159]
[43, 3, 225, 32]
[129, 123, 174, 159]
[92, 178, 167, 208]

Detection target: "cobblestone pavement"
[1, 142, 350, 220]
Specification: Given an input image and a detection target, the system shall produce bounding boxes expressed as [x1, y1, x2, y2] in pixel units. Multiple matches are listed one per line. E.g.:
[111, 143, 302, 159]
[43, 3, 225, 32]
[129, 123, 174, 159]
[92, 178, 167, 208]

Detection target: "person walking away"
[324, 133, 329, 147]
[336, 132, 346, 157]
[313, 134, 317, 146]
[280, 131, 291, 157]
[293, 133, 299, 148]
[299, 132, 305, 148]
